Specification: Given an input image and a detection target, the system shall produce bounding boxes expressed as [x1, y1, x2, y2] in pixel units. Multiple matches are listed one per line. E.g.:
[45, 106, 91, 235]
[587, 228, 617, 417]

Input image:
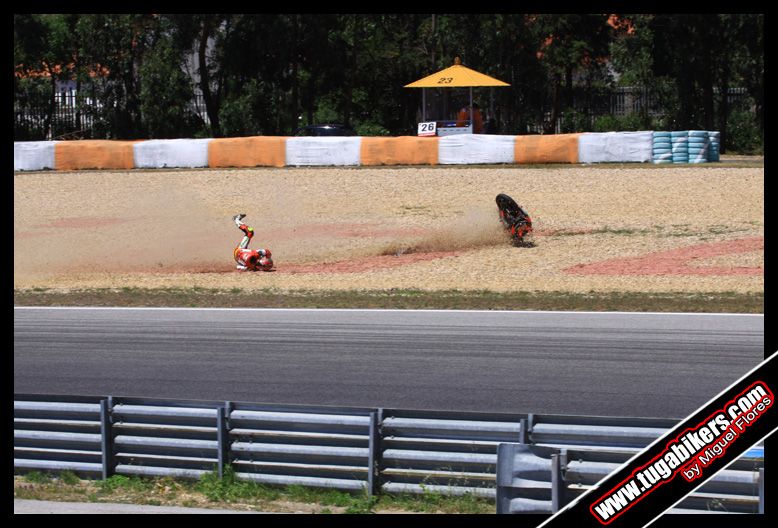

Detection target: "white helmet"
[258, 256, 274, 271]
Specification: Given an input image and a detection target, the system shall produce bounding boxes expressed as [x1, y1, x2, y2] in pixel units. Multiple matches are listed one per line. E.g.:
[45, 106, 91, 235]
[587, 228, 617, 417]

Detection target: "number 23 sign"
[417, 121, 437, 137]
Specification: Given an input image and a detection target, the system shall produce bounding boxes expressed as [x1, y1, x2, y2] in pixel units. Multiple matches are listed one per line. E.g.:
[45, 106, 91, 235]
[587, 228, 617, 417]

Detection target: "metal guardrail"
[380, 408, 526, 498]
[496, 442, 764, 515]
[14, 393, 764, 514]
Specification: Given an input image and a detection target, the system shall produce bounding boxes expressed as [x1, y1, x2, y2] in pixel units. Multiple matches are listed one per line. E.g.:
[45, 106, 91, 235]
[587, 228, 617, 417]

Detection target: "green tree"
[529, 14, 612, 133]
[75, 14, 160, 138]
[138, 36, 198, 138]
[611, 14, 763, 151]
[14, 14, 83, 139]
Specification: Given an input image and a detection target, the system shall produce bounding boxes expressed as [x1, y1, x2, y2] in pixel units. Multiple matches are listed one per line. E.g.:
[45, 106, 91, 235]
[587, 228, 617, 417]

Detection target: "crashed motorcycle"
[496, 193, 534, 247]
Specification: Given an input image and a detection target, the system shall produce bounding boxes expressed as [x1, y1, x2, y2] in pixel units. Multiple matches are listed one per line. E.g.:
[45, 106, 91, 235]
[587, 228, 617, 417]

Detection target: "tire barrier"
[13, 131, 720, 171]
[708, 130, 721, 162]
[650, 130, 721, 164]
[652, 131, 673, 164]
[670, 130, 688, 164]
[687, 130, 710, 164]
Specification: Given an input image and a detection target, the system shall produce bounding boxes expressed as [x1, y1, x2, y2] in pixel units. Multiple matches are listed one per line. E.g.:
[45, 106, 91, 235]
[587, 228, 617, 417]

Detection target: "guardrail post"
[551, 453, 562, 512]
[100, 397, 115, 480]
[759, 468, 764, 514]
[559, 449, 568, 507]
[519, 419, 528, 444]
[496, 443, 517, 514]
[217, 402, 232, 479]
[518, 414, 535, 444]
[367, 409, 383, 497]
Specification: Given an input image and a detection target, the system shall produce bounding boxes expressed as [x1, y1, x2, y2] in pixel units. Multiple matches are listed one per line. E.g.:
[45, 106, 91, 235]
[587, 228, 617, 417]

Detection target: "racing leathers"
[233, 214, 272, 271]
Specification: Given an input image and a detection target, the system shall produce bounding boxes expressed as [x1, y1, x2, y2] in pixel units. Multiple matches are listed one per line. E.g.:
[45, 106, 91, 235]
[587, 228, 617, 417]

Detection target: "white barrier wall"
[578, 132, 653, 163]
[13, 130, 719, 171]
[14, 141, 56, 171]
[285, 137, 362, 166]
[438, 134, 516, 165]
[133, 138, 211, 168]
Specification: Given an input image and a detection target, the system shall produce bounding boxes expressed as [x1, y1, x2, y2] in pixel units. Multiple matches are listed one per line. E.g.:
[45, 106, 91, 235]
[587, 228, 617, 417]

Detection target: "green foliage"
[345, 494, 379, 514]
[383, 489, 492, 514]
[95, 475, 154, 494]
[592, 113, 651, 132]
[217, 80, 262, 137]
[196, 468, 377, 512]
[355, 122, 391, 136]
[139, 39, 200, 138]
[726, 110, 763, 155]
[13, 13, 763, 147]
[559, 108, 592, 133]
[285, 484, 350, 506]
[59, 471, 81, 485]
[195, 466, 280, 502]
[24, 471, 53, 484]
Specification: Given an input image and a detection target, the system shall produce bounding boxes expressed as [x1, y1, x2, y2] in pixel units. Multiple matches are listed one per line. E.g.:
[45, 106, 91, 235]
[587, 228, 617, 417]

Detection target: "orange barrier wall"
[208, 136, 287, 168]
[26, 134, 590, 171]
[360, 136, 439, 166]
[514, 134, 580, 164]
[54, 140, 137, 171]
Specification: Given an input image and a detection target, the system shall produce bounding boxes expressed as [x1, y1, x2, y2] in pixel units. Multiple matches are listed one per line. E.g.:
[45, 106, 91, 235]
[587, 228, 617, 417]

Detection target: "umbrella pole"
[469, 87, 473, 133]
[422, 89, 426, 122]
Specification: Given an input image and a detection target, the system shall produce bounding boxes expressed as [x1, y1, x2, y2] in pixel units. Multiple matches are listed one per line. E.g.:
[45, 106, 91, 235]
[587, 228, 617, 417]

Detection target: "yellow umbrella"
[404, 57, 510, 127]
[404, 57, 510, 88]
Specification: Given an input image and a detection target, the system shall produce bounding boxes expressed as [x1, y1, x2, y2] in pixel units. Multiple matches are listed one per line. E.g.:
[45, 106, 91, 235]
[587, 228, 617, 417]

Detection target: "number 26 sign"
[417, 121, 437, 137]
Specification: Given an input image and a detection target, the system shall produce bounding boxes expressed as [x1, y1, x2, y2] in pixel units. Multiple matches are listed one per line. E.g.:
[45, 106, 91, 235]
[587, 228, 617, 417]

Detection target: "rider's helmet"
[258, 256, 274, 271]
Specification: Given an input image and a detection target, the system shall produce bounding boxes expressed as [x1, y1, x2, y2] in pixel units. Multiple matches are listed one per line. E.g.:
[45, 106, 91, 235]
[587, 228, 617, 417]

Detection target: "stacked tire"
[688, 130, 709, 163]
[652, 131, 673, 164]
[708, 130, 721, 162]
[670, 131, 689, 163]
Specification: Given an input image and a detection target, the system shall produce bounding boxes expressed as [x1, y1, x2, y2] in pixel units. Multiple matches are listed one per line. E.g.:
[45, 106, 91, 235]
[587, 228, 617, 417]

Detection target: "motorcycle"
[496, 193, 534, 247]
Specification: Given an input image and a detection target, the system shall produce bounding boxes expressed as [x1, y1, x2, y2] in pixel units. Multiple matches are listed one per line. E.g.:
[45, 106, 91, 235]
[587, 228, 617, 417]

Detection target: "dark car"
[293, 124, 356, 137]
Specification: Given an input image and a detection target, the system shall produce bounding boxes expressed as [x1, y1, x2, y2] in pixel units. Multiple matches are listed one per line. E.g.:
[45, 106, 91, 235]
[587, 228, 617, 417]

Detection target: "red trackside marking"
[564, 236, 763, 276]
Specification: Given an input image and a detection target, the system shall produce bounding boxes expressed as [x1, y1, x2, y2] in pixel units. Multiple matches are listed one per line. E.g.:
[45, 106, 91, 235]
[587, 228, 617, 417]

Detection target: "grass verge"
[14, 287, 763, 313]
[14, 469, 494, 514]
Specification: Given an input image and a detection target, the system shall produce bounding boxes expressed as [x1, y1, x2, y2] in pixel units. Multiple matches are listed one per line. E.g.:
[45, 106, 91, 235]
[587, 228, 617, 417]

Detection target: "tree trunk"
[545, 79, 561, 134]
[701, 49, 715, 130]
[717, 53, 730, 154]
[290, 15, 300, 134]
[718, 84, 729, 154]
[564, 66, 573, 109]
[75, 76, 82, 136]
[45, 68, 56, 140]
[198, 20, 220, 136]
[344, 15, 358, 125]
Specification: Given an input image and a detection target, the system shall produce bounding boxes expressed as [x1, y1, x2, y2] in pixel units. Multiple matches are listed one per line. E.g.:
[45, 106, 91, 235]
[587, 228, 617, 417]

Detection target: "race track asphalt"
[13, 307, 764, 419]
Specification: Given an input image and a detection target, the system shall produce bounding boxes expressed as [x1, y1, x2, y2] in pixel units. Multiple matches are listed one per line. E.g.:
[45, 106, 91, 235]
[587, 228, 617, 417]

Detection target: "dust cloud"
[15, 182, 513, 279]
[377, 207, 510, 256]
[14, 185, 235, 277]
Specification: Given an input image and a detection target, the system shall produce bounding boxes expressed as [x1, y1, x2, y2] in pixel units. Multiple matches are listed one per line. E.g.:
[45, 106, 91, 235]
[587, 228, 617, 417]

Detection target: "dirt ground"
[13, 163, 763, 295]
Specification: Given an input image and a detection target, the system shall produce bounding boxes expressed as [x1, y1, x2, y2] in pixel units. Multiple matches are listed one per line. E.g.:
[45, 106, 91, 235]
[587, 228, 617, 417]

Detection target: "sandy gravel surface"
[14, 165, 763, 294]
